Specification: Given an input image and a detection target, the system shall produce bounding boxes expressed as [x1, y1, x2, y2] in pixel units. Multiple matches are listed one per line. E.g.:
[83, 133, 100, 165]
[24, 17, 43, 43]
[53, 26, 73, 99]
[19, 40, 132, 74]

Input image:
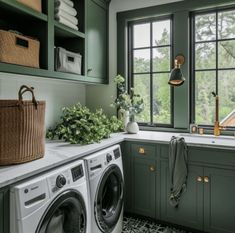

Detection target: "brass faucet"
[212, 92, 220, 136]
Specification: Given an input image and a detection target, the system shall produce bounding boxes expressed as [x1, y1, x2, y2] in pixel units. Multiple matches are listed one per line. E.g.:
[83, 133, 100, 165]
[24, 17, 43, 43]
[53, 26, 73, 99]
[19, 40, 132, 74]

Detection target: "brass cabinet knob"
[149, 165, 155, 172]
[138, 147, 145, 154]
[204, 176, 210, 183]
[197, 176, 203, 182]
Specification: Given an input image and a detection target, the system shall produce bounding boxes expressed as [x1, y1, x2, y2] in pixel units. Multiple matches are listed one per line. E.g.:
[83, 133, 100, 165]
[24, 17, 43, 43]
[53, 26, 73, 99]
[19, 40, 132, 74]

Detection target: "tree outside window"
[129, 18, 173, 127]
[193, 9, 235, 127]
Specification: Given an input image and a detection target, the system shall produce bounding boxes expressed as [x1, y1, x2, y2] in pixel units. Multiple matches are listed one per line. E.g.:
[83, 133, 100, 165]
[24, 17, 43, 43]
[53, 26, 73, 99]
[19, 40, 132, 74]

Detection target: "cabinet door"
[0, 188, 9, 233]
[160, 161, 204, 231]
[132, 157, 156, 218]
[204, 168, 235, 233]
[87, 0, 107, 80]
[121, 142, 132, 212]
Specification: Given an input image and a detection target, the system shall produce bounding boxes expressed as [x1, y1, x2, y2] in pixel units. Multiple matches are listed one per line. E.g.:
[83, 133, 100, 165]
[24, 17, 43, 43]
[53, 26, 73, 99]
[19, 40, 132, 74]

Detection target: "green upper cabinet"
[86, 0, 108, 83]
[204, 167, 235, 233]
[160, 162, 204, 231]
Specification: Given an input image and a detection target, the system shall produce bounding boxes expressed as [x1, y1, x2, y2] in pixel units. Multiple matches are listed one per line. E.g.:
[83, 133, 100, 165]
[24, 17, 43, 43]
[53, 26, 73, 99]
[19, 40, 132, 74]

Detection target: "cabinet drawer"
[131, 143, 156, 159]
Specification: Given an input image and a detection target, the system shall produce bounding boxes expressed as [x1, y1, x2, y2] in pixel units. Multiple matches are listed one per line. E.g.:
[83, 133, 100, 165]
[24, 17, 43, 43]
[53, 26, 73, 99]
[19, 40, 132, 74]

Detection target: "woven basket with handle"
[0, 85, 46, 165]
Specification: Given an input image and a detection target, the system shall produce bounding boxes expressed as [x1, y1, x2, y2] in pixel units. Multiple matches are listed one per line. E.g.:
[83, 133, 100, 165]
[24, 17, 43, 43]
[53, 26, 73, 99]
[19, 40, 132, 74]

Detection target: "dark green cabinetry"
[122, 142, 159, 218]
[122, 141, 235, 233]
[161, 161, 204, 230]
[0, 188, 9, 233]
[0, 0, 109, 84]
[86, 0, 108, 83]
[204, 168, 235, 233]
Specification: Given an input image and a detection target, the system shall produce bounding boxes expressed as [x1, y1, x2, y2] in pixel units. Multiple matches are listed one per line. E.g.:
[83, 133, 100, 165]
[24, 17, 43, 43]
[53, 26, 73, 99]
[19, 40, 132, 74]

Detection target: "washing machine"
[84, 145, 124, 233]
[10, 160, 91, 233]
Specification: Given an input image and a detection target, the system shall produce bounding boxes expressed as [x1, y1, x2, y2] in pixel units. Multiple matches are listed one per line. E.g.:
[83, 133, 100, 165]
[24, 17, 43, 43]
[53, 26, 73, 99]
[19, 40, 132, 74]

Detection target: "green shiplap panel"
[204, 168, 235, 233]
[132, 157, 156, 218]
[0, 191, 3, 233]
[160, 161, 204, 230]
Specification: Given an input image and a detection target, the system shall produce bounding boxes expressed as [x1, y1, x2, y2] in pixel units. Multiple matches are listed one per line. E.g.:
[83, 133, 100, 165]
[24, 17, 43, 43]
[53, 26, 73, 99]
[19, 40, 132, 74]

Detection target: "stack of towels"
[55, 0, 78, 31]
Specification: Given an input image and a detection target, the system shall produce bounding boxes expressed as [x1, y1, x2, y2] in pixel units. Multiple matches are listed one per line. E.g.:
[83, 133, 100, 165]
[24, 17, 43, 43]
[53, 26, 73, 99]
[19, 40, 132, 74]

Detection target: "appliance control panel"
[71, 164, 84, 182]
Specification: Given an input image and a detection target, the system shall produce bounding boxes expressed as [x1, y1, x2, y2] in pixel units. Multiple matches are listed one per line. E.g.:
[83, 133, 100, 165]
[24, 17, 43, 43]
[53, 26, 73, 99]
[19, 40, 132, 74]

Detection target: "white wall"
[0, 73, 86, 128]
[86, 0, 183, 116]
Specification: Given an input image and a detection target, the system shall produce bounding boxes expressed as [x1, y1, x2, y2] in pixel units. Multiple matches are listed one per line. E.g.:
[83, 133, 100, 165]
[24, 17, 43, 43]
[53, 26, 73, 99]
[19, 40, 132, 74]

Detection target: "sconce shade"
[168, 54, 185, 87]
[168, 68, 185, 86]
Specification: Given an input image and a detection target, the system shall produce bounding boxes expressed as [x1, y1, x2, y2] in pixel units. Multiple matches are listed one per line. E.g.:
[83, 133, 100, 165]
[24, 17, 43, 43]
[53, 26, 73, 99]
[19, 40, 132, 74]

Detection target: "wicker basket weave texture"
[0, 30, 40, 68]
[0, 86, 45, 165]
[17, 0, 42, 12]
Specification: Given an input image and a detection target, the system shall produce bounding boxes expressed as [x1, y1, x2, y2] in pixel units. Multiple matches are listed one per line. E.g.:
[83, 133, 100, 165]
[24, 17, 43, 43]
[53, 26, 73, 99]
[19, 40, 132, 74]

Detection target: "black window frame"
[128, 15, 174, 128]
[190, 6, 235, 130]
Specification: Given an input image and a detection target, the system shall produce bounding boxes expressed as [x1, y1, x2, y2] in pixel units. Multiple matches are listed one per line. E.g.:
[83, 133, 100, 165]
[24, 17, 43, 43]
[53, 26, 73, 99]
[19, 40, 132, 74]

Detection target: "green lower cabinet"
[132, 157, 156, 218]
[160, 161, 204, 231]
[0, 188, 9, 233]
[204, 168, 235, 233]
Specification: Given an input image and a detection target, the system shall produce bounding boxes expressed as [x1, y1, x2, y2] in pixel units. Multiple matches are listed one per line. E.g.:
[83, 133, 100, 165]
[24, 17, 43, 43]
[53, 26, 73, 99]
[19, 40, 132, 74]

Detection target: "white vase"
[126, 121, 139, 134]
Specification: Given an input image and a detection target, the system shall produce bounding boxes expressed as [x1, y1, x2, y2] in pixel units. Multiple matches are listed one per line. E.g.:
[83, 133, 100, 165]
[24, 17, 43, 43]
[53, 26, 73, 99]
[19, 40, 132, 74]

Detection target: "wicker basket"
[17, 0, 42, 12]
[0, 30, 40, 68]
[0, 85, 46, 165]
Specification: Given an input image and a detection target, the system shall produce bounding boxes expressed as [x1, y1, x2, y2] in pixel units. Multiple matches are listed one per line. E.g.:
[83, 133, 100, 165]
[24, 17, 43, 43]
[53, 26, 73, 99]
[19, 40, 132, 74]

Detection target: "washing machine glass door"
[36, 190, 86, 233]
[95, 164, 124, 233]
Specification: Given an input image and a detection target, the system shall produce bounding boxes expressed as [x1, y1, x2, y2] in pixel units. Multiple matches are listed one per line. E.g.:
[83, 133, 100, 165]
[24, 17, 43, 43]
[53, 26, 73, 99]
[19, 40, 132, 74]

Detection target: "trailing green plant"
[46, 103, 124, 145]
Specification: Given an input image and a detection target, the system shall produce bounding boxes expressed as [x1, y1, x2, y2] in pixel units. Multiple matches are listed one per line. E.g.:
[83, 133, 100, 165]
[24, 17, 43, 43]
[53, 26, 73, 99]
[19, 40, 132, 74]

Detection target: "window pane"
[195, 13, 216, 41]
[134, 23, 150, 48]
[133, 74, 151, 123]
[218, 70, 235, 127]
[218, 10, 235, 39]
[195, 71, 216, 125]
[153, 74, 171, 124]
[218, 40, 235, 68]
[195, 42, 216, 70]
[133, 49, 150, 73]
[152, 20, 170, 46]
[152, 47, 171, 72]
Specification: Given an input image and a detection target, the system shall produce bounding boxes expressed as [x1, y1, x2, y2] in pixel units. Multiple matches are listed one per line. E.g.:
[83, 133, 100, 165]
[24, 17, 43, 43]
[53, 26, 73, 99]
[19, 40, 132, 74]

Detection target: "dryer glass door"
[36, 190, 86, 233]
[95, 164, 124, 233]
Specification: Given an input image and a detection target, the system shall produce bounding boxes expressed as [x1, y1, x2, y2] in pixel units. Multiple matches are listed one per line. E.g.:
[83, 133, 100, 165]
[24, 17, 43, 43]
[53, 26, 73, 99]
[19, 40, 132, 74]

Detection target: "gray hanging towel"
[169, 136, 188, 208]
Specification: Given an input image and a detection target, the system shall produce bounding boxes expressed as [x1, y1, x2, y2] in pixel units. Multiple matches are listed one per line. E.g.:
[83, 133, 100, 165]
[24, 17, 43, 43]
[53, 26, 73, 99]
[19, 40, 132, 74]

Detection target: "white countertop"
[1, 131, 235, 188]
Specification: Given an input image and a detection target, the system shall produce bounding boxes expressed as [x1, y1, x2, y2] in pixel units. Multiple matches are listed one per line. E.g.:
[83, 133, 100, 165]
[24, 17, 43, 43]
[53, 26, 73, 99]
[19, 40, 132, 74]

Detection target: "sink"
[179, 133, 235, 148]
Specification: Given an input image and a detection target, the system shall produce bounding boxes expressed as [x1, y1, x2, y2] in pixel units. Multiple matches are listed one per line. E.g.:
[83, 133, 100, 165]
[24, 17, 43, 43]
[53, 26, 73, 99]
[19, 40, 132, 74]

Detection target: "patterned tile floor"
[122, 216, 192, 233]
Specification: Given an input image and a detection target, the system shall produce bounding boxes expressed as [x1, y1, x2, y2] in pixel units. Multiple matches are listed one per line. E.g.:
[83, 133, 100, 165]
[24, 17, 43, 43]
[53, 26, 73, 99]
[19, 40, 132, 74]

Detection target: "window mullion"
[150, 21, 153, 125]
[216, 11, 218, 95]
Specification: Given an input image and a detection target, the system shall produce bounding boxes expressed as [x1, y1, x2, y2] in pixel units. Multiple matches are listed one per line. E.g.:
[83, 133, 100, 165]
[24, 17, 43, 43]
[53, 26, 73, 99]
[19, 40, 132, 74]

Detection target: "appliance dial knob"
[106, 153, 112, 163]
[56, 175, 66, 188]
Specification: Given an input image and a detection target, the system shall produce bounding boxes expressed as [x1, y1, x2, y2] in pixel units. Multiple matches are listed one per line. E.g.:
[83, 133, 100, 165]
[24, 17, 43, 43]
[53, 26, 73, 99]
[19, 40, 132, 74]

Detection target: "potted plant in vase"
[112, 75, 144, 134]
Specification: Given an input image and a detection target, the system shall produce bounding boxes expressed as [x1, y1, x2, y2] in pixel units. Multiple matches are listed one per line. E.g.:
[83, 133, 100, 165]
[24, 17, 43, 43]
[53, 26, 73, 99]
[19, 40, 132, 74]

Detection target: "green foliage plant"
[112, 74, 144, 121]
[46, 103, 124, 145]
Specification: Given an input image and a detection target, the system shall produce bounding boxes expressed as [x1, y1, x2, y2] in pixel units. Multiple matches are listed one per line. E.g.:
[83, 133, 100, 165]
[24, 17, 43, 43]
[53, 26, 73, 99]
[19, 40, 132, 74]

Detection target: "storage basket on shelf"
[16, 0, 42, 12]
[0, 85, 46, 165]
[55, 47, 82, 74]
[0, 30, 40, 68]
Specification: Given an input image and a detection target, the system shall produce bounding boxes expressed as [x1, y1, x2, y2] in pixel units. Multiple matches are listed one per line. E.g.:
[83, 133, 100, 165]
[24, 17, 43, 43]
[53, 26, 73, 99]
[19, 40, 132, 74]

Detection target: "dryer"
[10, 160, 91, 233]
[84, 145, 124, 233]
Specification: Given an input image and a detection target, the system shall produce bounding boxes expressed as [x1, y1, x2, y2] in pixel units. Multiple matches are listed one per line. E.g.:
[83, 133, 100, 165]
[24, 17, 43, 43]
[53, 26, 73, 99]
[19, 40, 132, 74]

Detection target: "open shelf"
[54, 21, 85, 39]
[0, 62, 104, 83]
[0, 0, 47, 22]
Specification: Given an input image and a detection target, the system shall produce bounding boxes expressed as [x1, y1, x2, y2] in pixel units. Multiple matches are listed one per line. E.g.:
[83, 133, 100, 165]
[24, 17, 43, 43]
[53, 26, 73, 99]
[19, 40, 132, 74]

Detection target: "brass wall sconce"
[168, 54, 185, 87]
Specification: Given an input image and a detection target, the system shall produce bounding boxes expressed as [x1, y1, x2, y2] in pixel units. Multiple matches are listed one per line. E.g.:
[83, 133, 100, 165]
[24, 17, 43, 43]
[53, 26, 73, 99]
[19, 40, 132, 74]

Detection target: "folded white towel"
[55, 0, 74, 8]
[55, 9, 78, 25]
[57, 16, 78, 31]
[55, 0, 77, 16]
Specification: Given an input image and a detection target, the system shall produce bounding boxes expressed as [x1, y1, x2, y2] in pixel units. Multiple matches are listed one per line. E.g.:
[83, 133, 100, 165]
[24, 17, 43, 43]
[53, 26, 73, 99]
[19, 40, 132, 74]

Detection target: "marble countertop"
[1, 131, 235, 188]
